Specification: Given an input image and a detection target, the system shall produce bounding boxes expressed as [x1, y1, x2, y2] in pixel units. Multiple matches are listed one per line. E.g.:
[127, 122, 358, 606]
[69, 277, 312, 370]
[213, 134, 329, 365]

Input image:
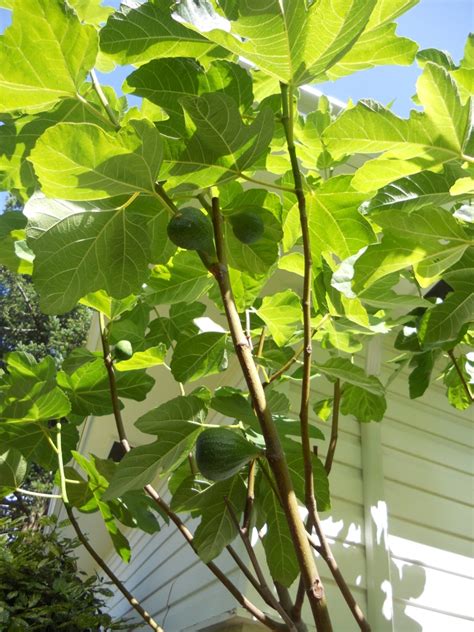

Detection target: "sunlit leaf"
[419, 290, 474, 349]
[354, 208, 472, 290]
[257, 290, 302, 347]
[178, 0, 377, 86]
[0, 0, 97, 113]
[325, 63, 471, 190]
[30, 119, 163, 200]
[25, 197, 153, 314]
[100, 1, 226, 66]
[308, 175, 376, 261]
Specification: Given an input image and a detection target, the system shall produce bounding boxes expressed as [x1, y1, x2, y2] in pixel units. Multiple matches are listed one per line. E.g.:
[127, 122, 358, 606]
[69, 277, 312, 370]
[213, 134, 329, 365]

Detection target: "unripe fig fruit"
[167, 207, 214, 252]
[195, 427, 261, 481]
[114, 339, 133, 360]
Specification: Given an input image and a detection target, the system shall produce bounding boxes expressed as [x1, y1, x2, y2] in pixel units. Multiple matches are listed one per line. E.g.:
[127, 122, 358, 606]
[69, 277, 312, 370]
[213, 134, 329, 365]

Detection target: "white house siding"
[378, 342, 474, 632]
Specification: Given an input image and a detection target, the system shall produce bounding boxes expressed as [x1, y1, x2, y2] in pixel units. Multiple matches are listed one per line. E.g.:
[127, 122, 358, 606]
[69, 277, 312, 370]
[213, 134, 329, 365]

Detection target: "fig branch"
[65, 505, 164, 632]
[280, 81, 318, 527]
[207, 195, 332, 632]
[280, 82, 369, 632]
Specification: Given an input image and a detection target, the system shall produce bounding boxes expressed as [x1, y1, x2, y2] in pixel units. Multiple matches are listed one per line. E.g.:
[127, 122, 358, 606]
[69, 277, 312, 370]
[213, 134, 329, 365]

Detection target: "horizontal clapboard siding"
[104, 503, 241, 630]
[380, 343, 474, 631]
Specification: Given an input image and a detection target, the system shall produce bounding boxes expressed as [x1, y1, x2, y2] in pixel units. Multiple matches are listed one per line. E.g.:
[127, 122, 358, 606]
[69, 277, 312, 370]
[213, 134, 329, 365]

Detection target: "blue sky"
[0, 0, 473, 208]
[318, 0, 474, 115]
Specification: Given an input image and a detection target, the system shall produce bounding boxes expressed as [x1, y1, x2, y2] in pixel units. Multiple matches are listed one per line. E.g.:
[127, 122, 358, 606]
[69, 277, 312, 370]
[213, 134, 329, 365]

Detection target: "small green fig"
[195, 427, 261, 481]
[114, 340, 133, 360]
[167, 207, 214, 252]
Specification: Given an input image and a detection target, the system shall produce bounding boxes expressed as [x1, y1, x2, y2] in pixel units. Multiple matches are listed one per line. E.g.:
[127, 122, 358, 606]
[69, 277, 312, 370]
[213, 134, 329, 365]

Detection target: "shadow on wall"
[391, 558, 425, 632]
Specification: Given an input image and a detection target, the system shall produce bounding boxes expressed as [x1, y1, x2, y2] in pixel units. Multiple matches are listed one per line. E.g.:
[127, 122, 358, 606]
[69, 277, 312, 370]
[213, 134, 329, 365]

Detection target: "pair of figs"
[167, 207, 264, 251]
[195, 427, 261, 481]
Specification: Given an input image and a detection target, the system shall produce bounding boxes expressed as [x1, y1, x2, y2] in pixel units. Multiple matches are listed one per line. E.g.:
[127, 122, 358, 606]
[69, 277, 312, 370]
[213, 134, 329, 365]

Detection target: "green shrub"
[0, 519, 127, 631]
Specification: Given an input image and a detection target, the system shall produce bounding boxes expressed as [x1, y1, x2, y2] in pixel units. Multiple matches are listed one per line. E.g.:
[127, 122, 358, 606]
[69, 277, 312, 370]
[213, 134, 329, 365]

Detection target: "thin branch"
[309, 514, 371, 632]
[281, 83, 334, 632]
[280, 82, 369, 632]
[225, 499, 298, 631]
[292, 514, 314, 623]
[90, 69, 121, 130]
[98, 313, 128, 448]
[263, 318, 328, 388]
[280, 81, 316, 515]
[448, 349, 474, 401]
[65, 506, 164, 631]
[226, 543, 267, 597]
[207, 195, 331, 632]
[292, 576, 306, 624]
[324, 380, 341, 475]
[98, 314, 285, 632]
[274, 583, 306, 632]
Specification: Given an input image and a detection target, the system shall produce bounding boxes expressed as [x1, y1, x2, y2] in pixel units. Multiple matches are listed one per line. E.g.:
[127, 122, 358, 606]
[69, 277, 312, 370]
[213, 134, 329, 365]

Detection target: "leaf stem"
[15, 488, 61, 499]
[90, 69, 121, 130]
[242, 459, 256, 532]
[65, 505, 164, 631]
[263, 318, 328, 388]
[76, 93, 118, 130]
[56, 421, 69, 504]
[239, 172, 296, 193]
[208, 194, 331, 632]
[98, 313, 284, 631]
[324, 380, 341, 475]
[155, 183, 180, 215]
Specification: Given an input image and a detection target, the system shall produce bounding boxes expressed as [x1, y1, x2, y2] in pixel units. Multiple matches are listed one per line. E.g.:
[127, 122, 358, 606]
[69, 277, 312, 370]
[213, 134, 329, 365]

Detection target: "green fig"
[167, 207, 214, 252]
[229, 211, 264, 244]
[114, 340, 133, 360]
[195, 427, 261, 481]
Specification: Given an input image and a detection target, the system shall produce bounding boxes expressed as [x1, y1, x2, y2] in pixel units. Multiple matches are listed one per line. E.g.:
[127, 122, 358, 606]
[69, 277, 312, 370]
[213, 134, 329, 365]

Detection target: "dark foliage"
[0, 518, 127, 631]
